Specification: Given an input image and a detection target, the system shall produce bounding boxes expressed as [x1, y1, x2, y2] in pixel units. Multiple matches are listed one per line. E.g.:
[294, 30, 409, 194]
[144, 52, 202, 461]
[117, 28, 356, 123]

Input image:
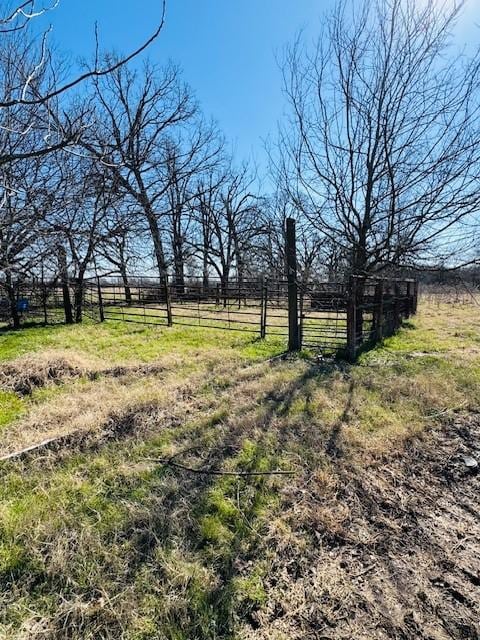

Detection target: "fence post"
[346, 275, 358, 361]
[96, 277, 105, 323]
[374, 280, 384, 342]
[412, 280, 419, 314]
[394, 282, 401, 330]
[164, 274, 173, 327]
[286, 218, 300, 351]
[260, 277, 268, 339]
[406, 281, 412, 318]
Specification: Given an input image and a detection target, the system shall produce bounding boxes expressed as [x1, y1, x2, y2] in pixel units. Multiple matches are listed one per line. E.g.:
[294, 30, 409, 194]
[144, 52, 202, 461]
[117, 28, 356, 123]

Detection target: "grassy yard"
[0, 301, 479, 639]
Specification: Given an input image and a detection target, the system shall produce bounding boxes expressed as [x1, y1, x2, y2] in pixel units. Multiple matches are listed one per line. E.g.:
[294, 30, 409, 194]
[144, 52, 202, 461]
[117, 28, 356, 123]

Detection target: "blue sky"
[42, 0, 479, 173]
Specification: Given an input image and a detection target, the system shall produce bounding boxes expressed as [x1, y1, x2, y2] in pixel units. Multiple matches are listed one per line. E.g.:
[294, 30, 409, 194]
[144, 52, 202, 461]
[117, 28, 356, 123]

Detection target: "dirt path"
[250, 416, 480, 640]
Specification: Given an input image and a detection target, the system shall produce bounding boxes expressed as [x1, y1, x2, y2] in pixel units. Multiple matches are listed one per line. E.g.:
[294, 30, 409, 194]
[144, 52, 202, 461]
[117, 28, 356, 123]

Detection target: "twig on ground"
[352, 564, 376, 579]
[423, 401, 468, 420]
[144, 457, 295, 476]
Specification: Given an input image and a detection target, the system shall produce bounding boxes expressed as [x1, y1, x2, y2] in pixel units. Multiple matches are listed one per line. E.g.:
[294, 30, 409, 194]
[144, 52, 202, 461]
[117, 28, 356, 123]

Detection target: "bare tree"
[278, 0, 480, 276]
[161, 130, 223, 294]
[0, 1, 166, 165]
[97, 202, 147, 304]
[84, 61, 204, 283]
[47, 155, 114, 322]
[192, 163, 261, 295]
[259, 189, 331, 282]
[0, 145, 59, 326]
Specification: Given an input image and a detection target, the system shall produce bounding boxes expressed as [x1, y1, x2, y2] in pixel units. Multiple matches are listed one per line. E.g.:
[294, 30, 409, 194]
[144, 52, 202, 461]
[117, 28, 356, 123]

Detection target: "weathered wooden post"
[373, 280, 384, 342]
[286, 218, 300, 351]
[96, 276, 105, 322]
[346, 275, 358, 361]
[260, 277, 268, 339]
[406, 281, 412, 318]
[412, 280, 419, 314]
[299, 285, 305, 349]
[164, 274, 173, 327]
[394, 282, 401, 330]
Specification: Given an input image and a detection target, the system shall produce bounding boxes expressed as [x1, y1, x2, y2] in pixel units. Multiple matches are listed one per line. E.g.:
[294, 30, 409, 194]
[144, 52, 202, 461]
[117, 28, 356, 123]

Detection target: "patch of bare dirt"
[249, 417, 480, 640]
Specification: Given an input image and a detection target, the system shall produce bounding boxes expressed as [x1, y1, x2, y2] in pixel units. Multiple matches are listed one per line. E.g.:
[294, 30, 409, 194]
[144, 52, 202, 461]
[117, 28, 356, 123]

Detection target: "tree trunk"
[144, 203, 167, 280]
[5, 270, 20, 329]
[201, 208, 210, 295]
[120, 265, 132, 305]
[74, 274, 85, 323]
[236, 254, 245, 308]
[172, 211, 185, 296]
[202, 252, 209, 296]
[58, 245, 74, 325]
[221, 271, 229, 308]
[173, 244, 185, 297]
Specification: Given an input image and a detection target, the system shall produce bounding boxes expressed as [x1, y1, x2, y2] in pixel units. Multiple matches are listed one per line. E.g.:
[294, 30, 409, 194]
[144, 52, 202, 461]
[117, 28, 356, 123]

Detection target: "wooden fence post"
[164, 275, 173, 327]
[394, 282, 401, 330]
[286, 218, 300, 351]
[412, 280, 419, 314]
[96, 277, 105, 323]
[406, 281, 412, 318]
[260, 277, 268, 339]
[346, 275, 358, 361]
[374, 280, 384, 342]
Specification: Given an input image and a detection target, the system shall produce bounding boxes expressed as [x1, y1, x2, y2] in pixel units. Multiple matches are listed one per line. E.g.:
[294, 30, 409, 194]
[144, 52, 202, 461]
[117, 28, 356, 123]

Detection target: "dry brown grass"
[0, 350, 94, 395]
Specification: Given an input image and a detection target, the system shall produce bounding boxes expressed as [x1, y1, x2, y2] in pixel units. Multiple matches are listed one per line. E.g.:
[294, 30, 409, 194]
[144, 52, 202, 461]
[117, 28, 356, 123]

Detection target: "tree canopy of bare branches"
[0, 1, 166, 165]
[278, 0, 480, 275]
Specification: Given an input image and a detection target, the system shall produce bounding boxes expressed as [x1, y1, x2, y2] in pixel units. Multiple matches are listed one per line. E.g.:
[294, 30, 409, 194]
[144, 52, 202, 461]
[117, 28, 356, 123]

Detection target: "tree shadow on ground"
[1, 352, 361, 640]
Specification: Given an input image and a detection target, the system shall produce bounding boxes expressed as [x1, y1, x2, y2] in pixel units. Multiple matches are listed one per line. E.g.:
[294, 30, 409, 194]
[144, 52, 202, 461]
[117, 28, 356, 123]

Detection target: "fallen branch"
[0, 436, 62, 462]
[145, 457, 295, 476]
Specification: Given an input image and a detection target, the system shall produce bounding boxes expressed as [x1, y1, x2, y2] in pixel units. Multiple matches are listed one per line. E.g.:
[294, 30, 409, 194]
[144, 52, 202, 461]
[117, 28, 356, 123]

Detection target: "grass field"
[0, 301, 479, 639]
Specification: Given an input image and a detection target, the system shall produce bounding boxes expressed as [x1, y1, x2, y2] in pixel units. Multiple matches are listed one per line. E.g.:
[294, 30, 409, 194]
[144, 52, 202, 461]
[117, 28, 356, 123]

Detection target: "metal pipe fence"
[81, 273, 417, 359]
[0, 280, 65, 328]
[0, 272, 418, 359]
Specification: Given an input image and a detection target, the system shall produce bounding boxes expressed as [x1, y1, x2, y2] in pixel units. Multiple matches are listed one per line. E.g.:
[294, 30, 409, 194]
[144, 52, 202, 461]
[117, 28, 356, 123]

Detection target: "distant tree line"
[1, 0, 480, 327]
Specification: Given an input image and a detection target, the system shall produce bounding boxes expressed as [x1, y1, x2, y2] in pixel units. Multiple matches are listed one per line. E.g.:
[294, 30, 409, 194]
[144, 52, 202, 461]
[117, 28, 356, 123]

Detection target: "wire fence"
[419, 283, 480, 306]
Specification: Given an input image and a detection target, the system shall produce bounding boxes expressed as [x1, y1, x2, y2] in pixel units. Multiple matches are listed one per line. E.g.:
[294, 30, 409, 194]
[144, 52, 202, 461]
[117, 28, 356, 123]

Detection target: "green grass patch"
[0, 391, 25, 429]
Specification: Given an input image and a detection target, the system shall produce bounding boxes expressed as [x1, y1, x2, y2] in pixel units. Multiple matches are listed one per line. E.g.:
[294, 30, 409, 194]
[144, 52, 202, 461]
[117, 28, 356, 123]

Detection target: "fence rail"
[0, 273, 417, 359]
[0, 221, 418, 359]
[0, 280, 65, 328]
[81, 273, 417, 359]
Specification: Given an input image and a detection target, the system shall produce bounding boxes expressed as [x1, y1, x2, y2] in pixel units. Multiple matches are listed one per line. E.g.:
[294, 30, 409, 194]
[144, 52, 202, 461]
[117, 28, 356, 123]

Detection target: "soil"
[251, 416, 480, 640]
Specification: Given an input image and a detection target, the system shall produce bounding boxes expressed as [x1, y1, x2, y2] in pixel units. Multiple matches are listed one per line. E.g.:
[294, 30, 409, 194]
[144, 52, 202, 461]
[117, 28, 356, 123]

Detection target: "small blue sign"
[17, 298, 29, 312]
